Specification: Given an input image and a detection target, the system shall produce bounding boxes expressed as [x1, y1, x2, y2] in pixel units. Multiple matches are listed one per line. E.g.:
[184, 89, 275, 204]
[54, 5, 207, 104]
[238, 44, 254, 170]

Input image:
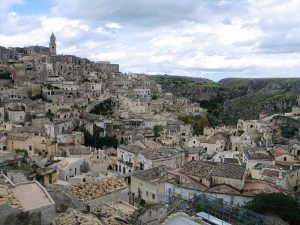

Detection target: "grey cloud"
[50, 0, 249, 27]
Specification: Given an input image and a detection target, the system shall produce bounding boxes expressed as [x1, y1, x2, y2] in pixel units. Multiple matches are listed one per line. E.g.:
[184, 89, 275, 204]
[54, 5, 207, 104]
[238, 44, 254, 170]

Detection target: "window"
[152, 194, 155, 199]
[284, 157, 287, 161]
[29, 146, 32, 151]
[146, 191, 148, 196]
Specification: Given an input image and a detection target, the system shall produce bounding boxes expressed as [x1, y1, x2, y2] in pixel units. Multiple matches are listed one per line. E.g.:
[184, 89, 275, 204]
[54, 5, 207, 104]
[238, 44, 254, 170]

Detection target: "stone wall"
[165, 182, 253, 206]
[86, 189, 129, 211]
[6, 170, 28, 184]
[0, 204, 22, 225]
[47, 183, 129, 212]
[46, 183, 79, 211]
[0, 203, 55, 225]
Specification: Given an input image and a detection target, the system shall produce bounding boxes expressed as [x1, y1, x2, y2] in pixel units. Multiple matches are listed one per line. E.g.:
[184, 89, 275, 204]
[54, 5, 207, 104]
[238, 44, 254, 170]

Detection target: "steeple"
[49, 32, 56, 56]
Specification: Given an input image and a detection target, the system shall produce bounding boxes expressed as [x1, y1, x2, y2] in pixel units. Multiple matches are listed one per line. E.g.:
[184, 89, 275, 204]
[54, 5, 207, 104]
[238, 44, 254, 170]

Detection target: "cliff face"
[148, 76, 300, 125]
[216, 78, 299, 124]
[220, 93, 296, 124]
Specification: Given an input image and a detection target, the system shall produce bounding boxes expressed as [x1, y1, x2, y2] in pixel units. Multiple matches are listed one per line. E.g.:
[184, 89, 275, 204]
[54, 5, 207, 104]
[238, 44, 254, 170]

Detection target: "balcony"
[125, 161, 133, 167]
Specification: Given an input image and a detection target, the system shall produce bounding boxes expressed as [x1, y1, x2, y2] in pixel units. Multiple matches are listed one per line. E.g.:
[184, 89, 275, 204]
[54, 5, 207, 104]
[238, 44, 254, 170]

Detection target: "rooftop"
[56, 157, 84, 169]
[244, 147, 274, 161]
[11, 182, 53, 211]
[242, 180, 288, 195]
[224, 158, 240, 164]
[67, 177, 127, 201]
[7, 134, 30, 141]
[119, 145, 183, 160]
[272, 146, 291, 156]
[68, 146, 92, 155]
[207, 184, 240, 195]
[56, 210, 103, 225]
[11, 126, 44, 134]
[133, 165, 170, 182]
[163, 212, 205, 225]
[93, 201, 136, 224]
[180, 161, 246, 180]
[0, 184, 23, 209]
[184, 147, 206, 154]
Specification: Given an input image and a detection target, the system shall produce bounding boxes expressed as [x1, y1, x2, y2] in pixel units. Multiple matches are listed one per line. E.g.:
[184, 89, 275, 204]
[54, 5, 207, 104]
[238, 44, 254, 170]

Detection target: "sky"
[1, 0, 300, 81]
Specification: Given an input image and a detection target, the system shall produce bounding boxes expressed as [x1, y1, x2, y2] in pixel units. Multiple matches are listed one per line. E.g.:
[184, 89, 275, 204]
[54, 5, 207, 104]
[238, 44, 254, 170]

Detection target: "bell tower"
[49, 32, 56, 56]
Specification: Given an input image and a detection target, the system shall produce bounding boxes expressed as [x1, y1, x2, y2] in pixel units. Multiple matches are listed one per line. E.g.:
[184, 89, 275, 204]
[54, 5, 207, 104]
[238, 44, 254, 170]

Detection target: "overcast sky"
[1, 0, 300, 81]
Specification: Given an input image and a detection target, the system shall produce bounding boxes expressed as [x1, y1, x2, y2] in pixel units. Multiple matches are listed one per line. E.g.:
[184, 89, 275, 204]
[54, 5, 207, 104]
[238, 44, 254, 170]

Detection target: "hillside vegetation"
[148, 75, 300, 125]
[148, 75, 217, 87]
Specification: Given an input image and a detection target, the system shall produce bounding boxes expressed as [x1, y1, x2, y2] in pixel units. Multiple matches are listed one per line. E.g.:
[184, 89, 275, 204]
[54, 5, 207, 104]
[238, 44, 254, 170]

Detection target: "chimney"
[279, 168, 283, 179]
[290, 165, 293, 171]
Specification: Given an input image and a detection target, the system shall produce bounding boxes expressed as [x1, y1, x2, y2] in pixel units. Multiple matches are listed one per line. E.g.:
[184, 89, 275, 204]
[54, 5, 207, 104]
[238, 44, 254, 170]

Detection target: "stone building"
[0, 46, 9, 63]
[50, 157, 85, 181]
[6, 135, 34, 155]
[65, 176, 128, 211]
[251, 163, 300, 191]
[130, 165, 173, 205]
[0, 174, 56, 225]
[94, 61, 119, 74]
[179, 161, 246, 190]
[243, 147, 275, 175]
[117, 144, 185, 174]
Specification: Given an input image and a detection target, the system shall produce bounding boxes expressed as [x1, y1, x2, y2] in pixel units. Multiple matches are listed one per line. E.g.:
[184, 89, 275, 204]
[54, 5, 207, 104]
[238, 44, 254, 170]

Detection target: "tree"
[151, 95, 158, 100]
[153, 125, 164, 136]
[15, 148, 28, 157]
[82, 161, 90, 173]
[246, 193, 300, 225]
[179, 115, 206, 135]
[79, 127, 118, 149]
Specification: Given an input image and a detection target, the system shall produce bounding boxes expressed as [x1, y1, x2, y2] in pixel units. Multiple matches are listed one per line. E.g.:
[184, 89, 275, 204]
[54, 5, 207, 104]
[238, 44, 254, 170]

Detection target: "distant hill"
[148, 75, 300, 125]
[148, 75, 217, 87]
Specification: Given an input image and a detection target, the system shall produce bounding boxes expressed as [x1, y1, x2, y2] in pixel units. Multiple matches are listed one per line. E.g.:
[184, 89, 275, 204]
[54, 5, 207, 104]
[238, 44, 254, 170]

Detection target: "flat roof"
[196, 212, 231, 225]
[164, 215, 202, 225]
[11, 182, 53, 211]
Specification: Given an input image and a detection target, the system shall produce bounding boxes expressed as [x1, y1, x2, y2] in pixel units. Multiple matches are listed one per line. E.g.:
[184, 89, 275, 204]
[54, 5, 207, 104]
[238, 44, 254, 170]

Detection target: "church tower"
[49, 32, 56, 56]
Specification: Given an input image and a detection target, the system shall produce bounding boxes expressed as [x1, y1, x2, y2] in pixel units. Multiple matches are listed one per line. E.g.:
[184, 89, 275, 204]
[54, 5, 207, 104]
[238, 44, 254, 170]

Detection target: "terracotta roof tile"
[272, 147, 291, 156]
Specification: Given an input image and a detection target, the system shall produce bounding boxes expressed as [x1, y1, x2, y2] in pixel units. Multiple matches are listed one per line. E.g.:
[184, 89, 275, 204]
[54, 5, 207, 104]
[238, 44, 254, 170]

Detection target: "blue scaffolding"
[193, 193, 266, 225]
[157, 192, 283, 225]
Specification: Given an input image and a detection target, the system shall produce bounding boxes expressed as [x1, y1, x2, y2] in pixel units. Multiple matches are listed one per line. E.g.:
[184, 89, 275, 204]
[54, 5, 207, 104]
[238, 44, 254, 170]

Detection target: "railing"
[155, 192, 286, 225]
[192, 193, 285, 225]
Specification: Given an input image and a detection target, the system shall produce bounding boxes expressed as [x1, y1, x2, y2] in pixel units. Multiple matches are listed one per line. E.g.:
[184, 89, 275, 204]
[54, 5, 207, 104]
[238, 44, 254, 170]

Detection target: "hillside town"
[0, 34, 300, 225]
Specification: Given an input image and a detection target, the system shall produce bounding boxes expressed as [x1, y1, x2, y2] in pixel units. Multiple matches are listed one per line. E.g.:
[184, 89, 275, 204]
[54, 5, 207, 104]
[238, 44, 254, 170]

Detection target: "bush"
[246, 193, 300, 225]
[79, 127, 118, 149]
[154, 125, 164, 136]
[15, 148, 28, 157]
